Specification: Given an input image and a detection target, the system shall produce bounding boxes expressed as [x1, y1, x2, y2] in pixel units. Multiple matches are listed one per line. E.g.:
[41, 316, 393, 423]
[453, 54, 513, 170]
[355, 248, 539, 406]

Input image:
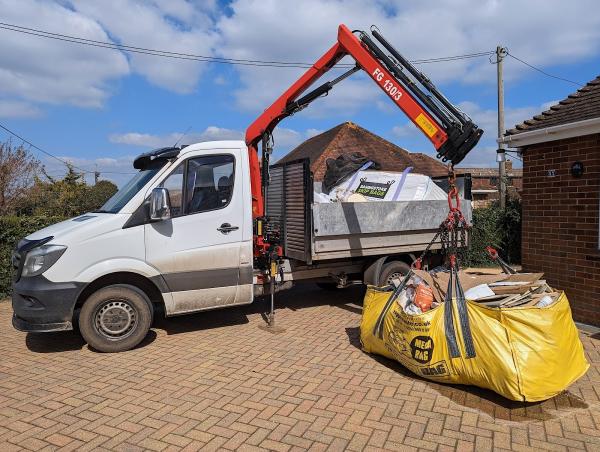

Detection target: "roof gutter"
[498, 117, 600, 148]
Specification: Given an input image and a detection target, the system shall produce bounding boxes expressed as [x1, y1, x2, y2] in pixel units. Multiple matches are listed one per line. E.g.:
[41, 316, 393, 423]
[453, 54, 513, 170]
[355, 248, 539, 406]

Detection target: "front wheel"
[79, 284, 153, 353]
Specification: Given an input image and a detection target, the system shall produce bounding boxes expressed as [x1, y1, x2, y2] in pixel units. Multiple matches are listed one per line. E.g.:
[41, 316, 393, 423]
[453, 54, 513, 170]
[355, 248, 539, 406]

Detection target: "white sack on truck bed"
[314, 169, 447, 203]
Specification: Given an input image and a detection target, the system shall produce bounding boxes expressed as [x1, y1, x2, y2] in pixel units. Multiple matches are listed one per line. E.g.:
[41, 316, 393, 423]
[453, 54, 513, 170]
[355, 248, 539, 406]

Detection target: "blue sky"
[1, 0, 599, 186]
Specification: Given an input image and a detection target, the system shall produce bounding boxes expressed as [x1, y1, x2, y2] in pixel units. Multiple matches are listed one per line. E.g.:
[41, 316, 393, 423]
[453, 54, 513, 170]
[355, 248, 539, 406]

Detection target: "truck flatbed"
[267, 159, 471, 264]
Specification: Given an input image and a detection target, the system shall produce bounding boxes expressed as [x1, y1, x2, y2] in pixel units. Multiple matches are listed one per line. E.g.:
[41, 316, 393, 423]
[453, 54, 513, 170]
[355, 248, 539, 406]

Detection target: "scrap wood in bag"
[360, 273, 589, 402]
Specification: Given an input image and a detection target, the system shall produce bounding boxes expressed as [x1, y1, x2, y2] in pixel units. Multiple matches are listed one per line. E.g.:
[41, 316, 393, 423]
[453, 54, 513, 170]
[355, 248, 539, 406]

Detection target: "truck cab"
[12, 141, 256, 352]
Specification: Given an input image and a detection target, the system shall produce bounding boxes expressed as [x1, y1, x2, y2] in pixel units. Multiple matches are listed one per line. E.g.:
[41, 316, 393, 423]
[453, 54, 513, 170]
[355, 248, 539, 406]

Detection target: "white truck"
[11, 25, 480, 352]
[12, 142, 471, 352]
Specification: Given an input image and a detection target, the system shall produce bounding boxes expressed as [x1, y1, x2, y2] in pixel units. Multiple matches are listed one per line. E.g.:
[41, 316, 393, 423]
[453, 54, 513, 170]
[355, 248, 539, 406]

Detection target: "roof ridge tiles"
[506, 74, 600, 136]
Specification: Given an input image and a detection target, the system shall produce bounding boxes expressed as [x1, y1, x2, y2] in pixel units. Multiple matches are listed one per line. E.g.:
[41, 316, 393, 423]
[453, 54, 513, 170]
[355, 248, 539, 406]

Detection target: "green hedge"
[0, 215, 66, 299]
[462, 198, 522, 267]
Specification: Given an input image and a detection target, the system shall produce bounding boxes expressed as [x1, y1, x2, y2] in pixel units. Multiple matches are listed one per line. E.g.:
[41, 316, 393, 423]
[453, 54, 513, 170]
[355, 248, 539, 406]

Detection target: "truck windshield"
[96, 163, 164, 213]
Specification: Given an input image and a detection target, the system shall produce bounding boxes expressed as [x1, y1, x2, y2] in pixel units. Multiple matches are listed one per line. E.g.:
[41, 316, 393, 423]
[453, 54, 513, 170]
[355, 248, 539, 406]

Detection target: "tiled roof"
[277, 122, 448, 180]
[506, 76, 600, 135]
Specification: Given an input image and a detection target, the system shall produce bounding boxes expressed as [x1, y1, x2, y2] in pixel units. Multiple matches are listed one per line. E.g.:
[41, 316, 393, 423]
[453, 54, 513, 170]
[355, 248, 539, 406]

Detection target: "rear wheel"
[79, 284, 153, 353]
[379, 261, 411, 286]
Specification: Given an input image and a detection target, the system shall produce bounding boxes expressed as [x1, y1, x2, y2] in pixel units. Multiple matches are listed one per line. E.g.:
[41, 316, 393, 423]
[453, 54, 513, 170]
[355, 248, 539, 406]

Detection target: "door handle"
[217, 223, 239, 234]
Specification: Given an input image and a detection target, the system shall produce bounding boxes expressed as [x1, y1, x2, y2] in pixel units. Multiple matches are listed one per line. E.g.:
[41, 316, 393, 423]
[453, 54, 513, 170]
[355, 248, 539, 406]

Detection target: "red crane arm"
[245, 41, 346, 218]
[246, 24, 482, 219]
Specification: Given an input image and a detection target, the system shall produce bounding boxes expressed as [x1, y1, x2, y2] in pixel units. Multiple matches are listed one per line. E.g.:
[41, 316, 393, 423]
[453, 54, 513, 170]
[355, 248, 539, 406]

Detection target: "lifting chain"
[408, 165, 476, 360]
[413, 165, 470, 270]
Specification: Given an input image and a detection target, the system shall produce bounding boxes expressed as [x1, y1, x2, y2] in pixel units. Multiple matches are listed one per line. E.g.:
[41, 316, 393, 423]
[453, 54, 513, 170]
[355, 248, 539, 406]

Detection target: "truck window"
[160, 163, 184, 217]
[186, 155, 235, 214]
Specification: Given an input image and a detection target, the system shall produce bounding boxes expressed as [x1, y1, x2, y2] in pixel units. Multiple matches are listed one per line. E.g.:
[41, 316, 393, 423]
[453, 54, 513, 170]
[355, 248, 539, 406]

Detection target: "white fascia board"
[498, 117, 600, 148]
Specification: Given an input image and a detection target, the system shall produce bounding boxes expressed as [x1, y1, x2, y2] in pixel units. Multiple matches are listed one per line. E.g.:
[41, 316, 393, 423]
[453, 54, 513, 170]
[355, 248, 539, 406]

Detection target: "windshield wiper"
[92, 209, 114, 213]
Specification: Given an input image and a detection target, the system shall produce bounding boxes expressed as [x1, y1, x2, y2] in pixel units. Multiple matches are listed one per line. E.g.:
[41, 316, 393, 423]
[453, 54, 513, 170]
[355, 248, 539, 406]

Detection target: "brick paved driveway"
[1, 284, 599, 451]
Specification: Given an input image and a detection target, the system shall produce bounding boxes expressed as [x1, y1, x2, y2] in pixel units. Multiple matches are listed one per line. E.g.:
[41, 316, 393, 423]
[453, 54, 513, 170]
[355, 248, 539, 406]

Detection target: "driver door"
[145, 149, 253, 315]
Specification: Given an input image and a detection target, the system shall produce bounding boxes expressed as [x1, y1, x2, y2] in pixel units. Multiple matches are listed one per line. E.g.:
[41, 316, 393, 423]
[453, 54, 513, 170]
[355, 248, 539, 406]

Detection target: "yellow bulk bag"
[360, 286, 589, 402]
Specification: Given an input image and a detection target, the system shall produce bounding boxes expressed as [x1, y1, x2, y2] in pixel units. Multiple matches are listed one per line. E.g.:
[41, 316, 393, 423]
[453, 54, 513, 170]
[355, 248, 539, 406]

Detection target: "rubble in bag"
[391, 273, 438, 315]
[315, 168, 448, 203]
[411, 268, 560, 309]
[462, 270, 559, 308]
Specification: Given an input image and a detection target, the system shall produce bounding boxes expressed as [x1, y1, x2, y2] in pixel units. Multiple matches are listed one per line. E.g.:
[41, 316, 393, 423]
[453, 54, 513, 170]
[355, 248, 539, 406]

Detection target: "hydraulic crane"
[245, 24, 483, 263]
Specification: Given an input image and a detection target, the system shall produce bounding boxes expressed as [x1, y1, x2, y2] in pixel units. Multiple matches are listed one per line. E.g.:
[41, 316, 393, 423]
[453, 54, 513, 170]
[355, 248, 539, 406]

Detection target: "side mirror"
[149, 188, 171, 221]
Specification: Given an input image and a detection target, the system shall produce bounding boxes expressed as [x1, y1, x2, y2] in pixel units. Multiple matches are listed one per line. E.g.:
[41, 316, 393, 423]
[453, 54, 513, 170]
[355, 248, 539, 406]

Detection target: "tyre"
[79, 284, 153, 353]
[379, 261, 411, 286]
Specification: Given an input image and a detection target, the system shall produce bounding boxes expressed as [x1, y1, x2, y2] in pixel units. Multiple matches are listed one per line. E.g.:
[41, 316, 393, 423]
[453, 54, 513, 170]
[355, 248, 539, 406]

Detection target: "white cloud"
[195, 126, 244, 142]
[457, 101, 543, 138]
[146, 0, 218, 28]
[1, 0, 599, 121]
[70, 0, 218, 94]
[109, 125, 317, 164]
[392, 123, 420, 138]
[216, 0, 600, 115]
[109, 132, 172, 148]
[457, 145, 505, 168]
[541, 99, 560, 112]
[306, 128, 324, 138]
[0, 100, 42, 118]
[0, 0, 218, 112]
[0, 0, 129, 107]
[109, 126, 244, 148]
[213, 75, 228, 85]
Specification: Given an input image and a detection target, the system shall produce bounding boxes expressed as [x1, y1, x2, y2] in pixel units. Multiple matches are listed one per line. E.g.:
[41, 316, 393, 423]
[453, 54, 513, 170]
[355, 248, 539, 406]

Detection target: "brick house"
[501, 76, 600, 326]
[455, 161, 522, 208]
[278, 122, 448, 180]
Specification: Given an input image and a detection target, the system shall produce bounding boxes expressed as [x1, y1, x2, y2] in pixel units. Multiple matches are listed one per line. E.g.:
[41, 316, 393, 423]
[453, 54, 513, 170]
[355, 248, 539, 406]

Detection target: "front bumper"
[12, 314, 72, 332]
[12, 275, 84, 333]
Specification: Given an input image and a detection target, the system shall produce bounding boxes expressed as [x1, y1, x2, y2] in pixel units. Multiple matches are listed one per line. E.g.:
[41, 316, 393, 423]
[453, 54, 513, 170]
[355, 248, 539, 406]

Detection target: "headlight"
[21, 245, 67, 277]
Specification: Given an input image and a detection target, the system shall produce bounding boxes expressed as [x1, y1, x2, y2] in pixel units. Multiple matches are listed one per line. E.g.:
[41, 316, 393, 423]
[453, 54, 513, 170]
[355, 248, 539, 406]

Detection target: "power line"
[0, 123, 136, 175]
[506, 52, 584, 87]
[0, 22, 316, 68]
[0, 21, 494, 68]
[413, 50, 494, 64]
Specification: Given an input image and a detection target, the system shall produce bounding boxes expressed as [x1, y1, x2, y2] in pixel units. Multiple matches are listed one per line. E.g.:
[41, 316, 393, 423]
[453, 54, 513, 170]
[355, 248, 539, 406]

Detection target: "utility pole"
[94, 164, 100, 185]
[496, 45, 508, 209]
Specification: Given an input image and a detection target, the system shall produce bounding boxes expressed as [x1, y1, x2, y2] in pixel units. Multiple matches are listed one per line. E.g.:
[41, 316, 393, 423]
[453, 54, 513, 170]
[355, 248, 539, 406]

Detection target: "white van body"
[13, 142, 256, 330]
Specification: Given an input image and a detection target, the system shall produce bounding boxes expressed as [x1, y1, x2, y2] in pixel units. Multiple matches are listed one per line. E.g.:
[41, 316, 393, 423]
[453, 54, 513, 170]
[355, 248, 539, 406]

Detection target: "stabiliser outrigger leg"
[246, 24, 483, 329]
